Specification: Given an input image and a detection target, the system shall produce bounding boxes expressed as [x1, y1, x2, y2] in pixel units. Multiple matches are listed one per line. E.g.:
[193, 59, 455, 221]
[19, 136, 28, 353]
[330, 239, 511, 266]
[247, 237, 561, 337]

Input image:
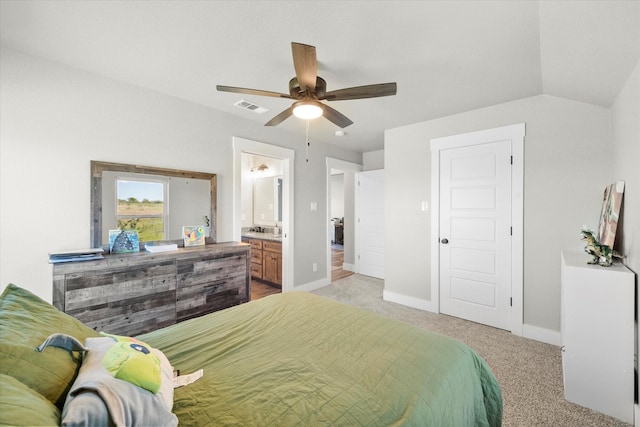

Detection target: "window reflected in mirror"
[116, 179, 166, 241]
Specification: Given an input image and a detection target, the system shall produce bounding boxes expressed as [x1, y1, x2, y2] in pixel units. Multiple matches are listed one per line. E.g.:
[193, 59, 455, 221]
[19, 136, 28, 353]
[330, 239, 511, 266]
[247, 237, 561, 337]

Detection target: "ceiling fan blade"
[264, 105, 294, 126]
[322, 82, 397, 101]
[291, 42, 317, 92]
[320, 104, 353, 128]
[216, 85, 292, 99]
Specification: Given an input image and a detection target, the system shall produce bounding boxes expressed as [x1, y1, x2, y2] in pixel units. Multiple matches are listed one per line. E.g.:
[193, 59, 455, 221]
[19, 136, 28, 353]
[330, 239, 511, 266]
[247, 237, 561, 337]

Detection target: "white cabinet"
[561, 250, 635, 424]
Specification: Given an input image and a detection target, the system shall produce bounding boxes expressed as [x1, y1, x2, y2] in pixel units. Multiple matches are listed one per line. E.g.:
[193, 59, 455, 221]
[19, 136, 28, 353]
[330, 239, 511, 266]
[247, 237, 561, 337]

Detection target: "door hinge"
[510, 155, 513, 165]
[510, 297, 513, 307]
[510, 227, 512, 236]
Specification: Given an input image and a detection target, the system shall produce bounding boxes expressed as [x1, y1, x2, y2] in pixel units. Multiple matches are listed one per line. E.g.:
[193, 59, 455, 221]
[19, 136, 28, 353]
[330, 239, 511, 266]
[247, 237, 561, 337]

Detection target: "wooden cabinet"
[262, 241, 282, 286]
[560, 250, 635, 424]
[243, 237, 282, 288]
[247, 238, 263, 279]
[53, 243, 250, 336]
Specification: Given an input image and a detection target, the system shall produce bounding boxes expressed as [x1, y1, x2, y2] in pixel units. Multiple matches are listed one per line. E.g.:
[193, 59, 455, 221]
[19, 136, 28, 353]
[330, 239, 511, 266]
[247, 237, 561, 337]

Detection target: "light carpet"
[312, 274, 630, 427]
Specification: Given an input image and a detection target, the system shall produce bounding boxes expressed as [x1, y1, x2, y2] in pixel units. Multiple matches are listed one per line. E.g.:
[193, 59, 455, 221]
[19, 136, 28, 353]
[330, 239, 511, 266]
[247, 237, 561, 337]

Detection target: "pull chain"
[305, 120, 310, 162]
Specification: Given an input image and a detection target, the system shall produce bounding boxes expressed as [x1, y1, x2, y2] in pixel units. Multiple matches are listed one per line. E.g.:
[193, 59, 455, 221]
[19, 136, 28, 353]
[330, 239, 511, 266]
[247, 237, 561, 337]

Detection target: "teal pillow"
[0, 374, 61, 426]
[0, 283, 101, 408]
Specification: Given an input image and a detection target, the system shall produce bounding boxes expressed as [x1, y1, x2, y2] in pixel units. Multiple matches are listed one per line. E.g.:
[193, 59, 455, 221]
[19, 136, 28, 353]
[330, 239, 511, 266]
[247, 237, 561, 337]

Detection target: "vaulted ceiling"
[1, 1, 639, 153]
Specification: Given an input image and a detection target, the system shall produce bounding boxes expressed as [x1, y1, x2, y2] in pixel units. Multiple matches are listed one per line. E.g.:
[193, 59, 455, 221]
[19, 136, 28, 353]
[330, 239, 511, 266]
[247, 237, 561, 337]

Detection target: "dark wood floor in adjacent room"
[250, 280, 281, 300]
[251, 248, 354, 301]
[331, 248, 355, 282]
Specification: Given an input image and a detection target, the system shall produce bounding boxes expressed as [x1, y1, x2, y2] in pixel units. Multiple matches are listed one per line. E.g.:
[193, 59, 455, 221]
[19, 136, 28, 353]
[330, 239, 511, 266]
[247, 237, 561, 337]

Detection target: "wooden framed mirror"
[91, 161, 217, 249]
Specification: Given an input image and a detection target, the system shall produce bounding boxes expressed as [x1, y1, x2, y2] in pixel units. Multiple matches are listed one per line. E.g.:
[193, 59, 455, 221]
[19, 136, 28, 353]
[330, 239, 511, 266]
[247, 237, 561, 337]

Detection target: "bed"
[0, 283, 502, 426]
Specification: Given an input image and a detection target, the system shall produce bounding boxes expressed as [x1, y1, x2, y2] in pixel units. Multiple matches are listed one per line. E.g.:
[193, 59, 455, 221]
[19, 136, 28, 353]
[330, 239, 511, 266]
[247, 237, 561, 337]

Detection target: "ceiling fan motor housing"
[289, 76, 326, 99]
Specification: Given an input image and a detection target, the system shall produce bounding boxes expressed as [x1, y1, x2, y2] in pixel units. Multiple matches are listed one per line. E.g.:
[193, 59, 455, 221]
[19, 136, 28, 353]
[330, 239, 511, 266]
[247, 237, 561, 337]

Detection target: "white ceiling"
[1, 1, 639, 153]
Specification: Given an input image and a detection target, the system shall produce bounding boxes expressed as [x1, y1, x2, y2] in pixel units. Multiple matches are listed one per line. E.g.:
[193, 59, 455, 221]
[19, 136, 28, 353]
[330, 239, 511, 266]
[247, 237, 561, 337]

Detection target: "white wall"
[385, 95, 611, 334]
[363, 150, 384, 170]
[610, 58, 640, 416]
[611, 58, 640, 276]
[0, 47, 361, 301]
[331, 174, 344, 219]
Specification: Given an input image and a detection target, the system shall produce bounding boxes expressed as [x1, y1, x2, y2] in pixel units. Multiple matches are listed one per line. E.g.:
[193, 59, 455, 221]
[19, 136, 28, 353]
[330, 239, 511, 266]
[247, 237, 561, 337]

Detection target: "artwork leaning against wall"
[597, 181, 625, 249]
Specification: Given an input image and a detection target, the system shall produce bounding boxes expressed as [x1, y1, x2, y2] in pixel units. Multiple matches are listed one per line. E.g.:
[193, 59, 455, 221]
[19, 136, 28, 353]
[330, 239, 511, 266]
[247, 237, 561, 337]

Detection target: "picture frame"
[596, 181, 624, 248]
[183, 225, 206, 247]
[108, 229, 140, 254]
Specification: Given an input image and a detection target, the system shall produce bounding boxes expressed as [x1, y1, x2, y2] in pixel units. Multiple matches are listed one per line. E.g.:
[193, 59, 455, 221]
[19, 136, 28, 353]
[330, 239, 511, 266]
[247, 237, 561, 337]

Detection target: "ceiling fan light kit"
[292, 101, 323, 120]
[217, 42, 397, 129]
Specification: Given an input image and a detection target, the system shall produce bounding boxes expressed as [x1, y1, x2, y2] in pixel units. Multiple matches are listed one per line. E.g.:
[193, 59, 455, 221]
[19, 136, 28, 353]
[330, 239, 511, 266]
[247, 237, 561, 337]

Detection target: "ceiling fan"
[217, 42, 397, 128]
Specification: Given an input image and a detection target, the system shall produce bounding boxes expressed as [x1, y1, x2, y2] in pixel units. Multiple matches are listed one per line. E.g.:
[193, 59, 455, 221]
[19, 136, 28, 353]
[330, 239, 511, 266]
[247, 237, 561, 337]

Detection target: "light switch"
[310, 202, 317, 211]
[421, 201, 429, 211]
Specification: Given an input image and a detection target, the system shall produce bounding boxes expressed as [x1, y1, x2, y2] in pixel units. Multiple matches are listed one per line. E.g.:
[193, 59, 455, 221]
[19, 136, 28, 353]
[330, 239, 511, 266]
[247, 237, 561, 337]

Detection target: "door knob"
[441, 238, 449, 244]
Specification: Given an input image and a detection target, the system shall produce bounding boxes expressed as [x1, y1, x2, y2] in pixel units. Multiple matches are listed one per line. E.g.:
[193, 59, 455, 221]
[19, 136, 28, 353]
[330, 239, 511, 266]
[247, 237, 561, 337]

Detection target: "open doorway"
[241, 153, 284, 300]
[233, 137, 295, 295]
[326, 158, 361, 283]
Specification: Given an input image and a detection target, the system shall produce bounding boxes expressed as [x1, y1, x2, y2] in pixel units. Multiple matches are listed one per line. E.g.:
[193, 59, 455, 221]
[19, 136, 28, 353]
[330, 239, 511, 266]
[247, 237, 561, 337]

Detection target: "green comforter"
[139, 292, 502, 426]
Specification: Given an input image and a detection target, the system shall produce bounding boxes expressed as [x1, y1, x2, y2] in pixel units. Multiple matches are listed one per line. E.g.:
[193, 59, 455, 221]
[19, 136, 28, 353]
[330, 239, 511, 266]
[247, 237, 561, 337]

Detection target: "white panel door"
[439, 141, 511, 330]
[357, 170, 384, 279]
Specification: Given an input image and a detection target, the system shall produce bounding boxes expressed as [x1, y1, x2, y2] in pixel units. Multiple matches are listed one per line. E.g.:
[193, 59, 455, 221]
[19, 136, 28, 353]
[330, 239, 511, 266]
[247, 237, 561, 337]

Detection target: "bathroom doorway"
[233, 137, 295, 293]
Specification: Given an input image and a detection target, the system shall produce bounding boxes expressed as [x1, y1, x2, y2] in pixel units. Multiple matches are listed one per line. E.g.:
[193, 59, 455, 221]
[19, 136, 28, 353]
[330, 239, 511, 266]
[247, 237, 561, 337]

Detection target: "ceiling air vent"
[234, 99, 269, 114]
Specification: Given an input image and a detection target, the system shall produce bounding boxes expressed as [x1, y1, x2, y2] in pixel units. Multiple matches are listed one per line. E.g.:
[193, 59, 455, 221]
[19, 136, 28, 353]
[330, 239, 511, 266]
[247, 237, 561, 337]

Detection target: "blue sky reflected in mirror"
[117, 180, 164, 202]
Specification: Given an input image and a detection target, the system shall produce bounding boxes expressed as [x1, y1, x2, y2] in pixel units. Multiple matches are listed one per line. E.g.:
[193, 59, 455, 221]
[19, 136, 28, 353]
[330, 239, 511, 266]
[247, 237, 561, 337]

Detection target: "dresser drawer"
[176, 274, 247, 321]
[176, 253, 249, 321]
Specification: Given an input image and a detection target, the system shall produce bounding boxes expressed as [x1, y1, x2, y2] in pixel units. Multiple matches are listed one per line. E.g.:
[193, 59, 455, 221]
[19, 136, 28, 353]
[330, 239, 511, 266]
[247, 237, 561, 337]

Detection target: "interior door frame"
[325, 158, 362, 282]
[430, 123, 524, 335]
[233, 137, 295, 292]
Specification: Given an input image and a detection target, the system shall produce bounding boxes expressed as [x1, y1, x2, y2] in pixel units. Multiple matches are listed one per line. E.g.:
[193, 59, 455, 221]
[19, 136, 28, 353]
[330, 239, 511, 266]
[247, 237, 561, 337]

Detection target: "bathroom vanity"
[242, 231, 282, 288]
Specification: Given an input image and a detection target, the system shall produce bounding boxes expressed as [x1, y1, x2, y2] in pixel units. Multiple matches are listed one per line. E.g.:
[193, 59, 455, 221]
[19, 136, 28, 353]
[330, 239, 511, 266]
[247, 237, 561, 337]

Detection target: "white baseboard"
[383, 290, 437, 313]
[293, 278, 331, 293]
[343, 263, 356, 272]
[522, 323, 561, 346]
[383, 289, 562, 346]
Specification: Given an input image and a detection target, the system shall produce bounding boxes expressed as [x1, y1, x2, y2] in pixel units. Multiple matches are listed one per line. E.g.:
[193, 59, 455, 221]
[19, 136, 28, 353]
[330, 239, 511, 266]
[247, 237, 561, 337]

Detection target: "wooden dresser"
[52, 242, 250, 336]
